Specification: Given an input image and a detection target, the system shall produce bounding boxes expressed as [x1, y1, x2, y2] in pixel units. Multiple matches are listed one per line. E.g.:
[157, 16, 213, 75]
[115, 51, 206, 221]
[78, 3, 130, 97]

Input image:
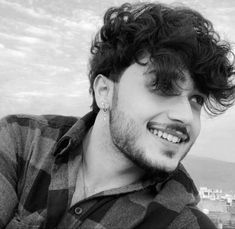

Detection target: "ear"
[93, 74, 114, 109]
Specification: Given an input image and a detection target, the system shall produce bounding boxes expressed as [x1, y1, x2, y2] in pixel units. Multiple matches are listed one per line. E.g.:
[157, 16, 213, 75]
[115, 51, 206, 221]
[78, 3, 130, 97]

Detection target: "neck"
[82, 111, 145, 195]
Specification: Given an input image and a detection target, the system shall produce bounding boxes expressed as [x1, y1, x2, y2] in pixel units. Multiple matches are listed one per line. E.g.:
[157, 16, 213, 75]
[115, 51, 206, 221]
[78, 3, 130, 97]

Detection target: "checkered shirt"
[0, 111, 216, 229]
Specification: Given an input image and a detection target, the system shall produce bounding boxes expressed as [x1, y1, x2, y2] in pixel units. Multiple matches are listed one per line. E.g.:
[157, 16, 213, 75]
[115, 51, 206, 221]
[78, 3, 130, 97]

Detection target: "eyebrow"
[144, 67, 187, 86]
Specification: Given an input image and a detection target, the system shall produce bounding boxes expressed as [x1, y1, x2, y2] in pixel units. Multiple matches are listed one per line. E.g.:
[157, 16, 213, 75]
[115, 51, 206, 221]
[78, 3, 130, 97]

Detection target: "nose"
[167, 96, 194, 125]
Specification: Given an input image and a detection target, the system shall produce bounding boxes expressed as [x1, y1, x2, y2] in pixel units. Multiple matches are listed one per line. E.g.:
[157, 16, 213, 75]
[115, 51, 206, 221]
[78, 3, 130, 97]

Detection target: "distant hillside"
[183, 155, 235, 193]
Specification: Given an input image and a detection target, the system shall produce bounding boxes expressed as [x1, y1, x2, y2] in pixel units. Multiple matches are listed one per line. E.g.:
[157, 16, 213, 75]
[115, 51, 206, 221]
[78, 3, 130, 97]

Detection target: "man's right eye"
[191, 95, 205, 106]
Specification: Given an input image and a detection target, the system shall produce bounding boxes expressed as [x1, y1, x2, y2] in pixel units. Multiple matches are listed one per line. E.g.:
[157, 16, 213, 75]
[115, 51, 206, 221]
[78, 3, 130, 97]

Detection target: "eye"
[191, 95, 205, 106]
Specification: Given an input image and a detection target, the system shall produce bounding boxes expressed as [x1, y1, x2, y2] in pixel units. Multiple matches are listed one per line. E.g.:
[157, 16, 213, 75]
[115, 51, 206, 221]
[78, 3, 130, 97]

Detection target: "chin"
[129, 151, 180, 175]
[158, 161, 179, 173]
[147, 157, 178, 173]
[151, 149, 187, 173]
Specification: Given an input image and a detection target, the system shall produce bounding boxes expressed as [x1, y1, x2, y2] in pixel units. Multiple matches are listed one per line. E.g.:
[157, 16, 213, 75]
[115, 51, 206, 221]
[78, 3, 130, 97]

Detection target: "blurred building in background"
[198, 187, 235, 229]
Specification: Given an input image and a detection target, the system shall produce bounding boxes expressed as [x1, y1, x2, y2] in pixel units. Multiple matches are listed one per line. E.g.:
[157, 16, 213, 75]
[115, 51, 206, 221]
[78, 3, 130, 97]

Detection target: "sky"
[0, 0, 235, 162]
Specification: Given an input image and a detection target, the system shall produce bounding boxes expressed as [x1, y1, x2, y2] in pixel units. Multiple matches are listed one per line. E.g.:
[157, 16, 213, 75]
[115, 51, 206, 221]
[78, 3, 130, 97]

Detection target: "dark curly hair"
[88, 2, 235, 116]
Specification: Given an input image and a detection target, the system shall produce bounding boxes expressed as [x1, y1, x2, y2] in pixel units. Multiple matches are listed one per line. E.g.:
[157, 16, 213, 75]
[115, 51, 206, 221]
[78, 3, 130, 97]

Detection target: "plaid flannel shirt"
[0, 111, 216, 229]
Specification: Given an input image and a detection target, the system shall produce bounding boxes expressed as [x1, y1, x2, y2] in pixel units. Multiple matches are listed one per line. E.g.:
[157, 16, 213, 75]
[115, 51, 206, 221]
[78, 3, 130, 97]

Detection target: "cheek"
[118, 89, 162, 120]
[117, 91, 148, 117]
[192, 114, 201, 139]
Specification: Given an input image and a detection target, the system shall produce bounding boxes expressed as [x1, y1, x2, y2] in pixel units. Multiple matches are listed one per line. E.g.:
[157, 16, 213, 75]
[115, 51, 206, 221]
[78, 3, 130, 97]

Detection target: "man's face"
[109, 61, 203, 173]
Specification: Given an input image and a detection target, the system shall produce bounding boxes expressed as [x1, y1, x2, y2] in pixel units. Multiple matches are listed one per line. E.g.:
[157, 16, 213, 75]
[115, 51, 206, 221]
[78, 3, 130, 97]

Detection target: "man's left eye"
[191, 95, 205, 106]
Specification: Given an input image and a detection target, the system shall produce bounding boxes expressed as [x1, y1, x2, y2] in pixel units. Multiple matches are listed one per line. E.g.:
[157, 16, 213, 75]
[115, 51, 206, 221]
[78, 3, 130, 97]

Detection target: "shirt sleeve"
[186, 207, 217, 229]
[0, 117, 19, 228]
[168, 206, 218, 229]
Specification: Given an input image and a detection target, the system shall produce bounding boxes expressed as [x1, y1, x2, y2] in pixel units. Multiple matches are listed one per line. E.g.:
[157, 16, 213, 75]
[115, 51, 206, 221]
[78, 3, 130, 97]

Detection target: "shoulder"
[168, 206, 217, 229]
[0, 114, 78, 129]
[0, 114, 79, 139]
[135, 205, 216, 229]
[0, 114, 79, 158]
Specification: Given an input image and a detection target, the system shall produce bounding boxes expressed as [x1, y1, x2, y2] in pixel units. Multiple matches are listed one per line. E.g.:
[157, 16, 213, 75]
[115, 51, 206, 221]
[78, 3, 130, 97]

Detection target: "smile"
[148, 128, 184, 144]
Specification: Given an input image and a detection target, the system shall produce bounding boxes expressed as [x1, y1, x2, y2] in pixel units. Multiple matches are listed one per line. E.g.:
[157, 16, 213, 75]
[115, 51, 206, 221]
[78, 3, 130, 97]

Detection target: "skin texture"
[108, 60, 203, 173]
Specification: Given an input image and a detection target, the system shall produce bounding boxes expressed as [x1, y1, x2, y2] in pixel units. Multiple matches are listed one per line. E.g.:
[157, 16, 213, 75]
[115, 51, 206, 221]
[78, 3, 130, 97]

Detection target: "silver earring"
[101, 101, 109, 121]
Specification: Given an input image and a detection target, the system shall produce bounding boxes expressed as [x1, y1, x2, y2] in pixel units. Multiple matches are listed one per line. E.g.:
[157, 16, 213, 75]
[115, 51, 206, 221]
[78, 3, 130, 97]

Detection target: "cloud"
[0, 32, 41, 44]
[11, 90, 84, 98]
[63, 9, 101, 32]
[0, 0, 51, 19]
[0, 45, 27, 58]
[25, 26, 51, 35]
[62, 18, 99, 32]
[17, 35, 41, 44]
[25, 25, 59, 38]
[77, 20, 97, 31]
[216, 7, 235, 13]
[16, 45, 33, 53]
[32, 63, 72, 74]
[7, 49, 26, 57]
[13, 91, 60, 98]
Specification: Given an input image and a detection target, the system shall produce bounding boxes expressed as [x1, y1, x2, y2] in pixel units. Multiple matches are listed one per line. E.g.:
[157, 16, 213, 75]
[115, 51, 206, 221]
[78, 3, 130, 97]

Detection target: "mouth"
[147, 124, 189, 145]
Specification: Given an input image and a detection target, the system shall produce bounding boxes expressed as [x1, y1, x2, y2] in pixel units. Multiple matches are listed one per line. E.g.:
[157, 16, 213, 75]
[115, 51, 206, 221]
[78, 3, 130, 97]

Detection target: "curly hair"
[88, 2, 235, 116]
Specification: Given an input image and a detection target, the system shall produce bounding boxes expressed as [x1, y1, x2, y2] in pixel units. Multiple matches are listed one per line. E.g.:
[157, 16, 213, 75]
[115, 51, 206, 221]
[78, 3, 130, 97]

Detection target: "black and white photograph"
[0, 0, 235, 228]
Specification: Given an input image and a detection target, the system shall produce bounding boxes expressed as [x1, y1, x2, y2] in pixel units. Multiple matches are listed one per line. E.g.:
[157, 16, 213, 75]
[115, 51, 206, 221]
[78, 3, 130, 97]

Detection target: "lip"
[147, 121, 189, 142]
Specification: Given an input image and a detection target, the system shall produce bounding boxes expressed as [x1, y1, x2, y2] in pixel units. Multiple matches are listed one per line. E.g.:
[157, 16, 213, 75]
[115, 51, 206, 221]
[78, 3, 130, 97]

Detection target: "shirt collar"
[53, 111, 97, 160]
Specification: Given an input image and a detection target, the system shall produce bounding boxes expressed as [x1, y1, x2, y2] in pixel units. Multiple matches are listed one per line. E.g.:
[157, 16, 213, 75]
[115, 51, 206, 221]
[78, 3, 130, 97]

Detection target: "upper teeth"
[149, 128, 181, 143]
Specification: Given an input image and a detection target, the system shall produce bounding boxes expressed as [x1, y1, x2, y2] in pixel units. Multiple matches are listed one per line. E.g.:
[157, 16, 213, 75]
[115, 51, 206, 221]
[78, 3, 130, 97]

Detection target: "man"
[0, 2, 234, 229]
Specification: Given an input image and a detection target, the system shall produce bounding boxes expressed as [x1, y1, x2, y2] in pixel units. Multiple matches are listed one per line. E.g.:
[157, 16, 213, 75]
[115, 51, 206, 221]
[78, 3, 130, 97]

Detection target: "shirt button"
[74, 207, 83, 215]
